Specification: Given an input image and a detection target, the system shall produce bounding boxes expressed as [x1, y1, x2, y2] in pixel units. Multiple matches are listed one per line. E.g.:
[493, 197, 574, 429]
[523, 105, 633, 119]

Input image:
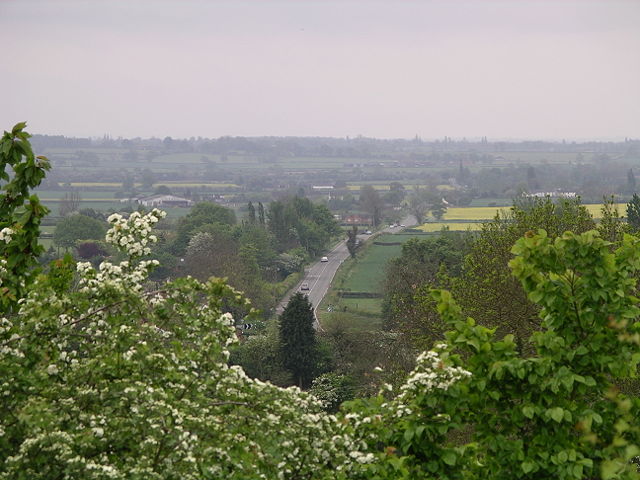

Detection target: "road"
[275, 215, 416, 328]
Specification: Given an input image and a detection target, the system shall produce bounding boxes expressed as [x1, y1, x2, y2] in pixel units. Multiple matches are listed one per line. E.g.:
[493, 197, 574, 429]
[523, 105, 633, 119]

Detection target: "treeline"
[48, 196, 339, 316]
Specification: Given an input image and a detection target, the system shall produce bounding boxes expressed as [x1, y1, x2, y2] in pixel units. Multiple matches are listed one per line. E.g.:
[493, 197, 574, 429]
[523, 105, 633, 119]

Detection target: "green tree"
[0, 209, 367, 479]
[408, 186, 438, 225]
[346, 225, 358, 258]
[626, 193, 640, 230]
[348, 229, 640, 480]
[258, 201, 266, 226]
[0, 122, 50, 311]
[53, 214, 107, 250]
[359, 185, 384, 226]
[383, 232, 469, 346]
[627, 168, 636, 194]
[172, 201, 236, 254]
[451, 196, 595, 343]
[279, 292, 318, 388]
[247, 201, 256, 224]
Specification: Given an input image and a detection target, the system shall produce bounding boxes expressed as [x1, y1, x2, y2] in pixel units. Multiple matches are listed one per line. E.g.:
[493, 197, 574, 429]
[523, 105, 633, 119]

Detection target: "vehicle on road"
[320, 256, 328, 262]
[364, 230, 372, 235]
[300, 282, 310, 291]
[400, 224, 406, 228]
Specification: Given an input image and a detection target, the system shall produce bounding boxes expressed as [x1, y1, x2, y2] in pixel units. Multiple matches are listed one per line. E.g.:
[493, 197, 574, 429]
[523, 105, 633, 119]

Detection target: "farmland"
[317, 232, 434, 328]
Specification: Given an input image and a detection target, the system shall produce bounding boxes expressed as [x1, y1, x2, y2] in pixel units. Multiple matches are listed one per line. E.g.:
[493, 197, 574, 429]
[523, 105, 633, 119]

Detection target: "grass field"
[317, 232, 430, 328]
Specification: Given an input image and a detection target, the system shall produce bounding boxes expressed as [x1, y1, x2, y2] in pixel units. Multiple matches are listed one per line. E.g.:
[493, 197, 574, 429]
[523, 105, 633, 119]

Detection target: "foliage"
[75, 240, 108, 261]
[229, 321, 292, 386]
[53, 214, 107, 249]
[347, 229, 640, 479]
[0, 209, 370, 479]
[279, 292, 319, 388]
[267, 196, 340, 255]
[383, 232, 469, 347]
[309, 372, 356, 412]
[598, 196, 630, 244]
[627, 193, 640, 231]
[0, 122, 50, 312]
[451, 196, 595, 343]
[346, 225, 358, 258]
[172, 201, 237, 254]
[359, 185, 384, 226]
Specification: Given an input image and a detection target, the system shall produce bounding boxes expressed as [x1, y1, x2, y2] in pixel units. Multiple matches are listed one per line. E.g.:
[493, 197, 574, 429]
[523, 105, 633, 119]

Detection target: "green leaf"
[548, 407, 564, 423]
[441, 450, 456, 466]
[521, 461, 534, 474]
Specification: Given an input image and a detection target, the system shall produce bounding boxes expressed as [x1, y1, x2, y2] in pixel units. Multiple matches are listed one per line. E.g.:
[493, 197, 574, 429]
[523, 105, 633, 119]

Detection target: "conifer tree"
[626, 193, 640, 230]
[279, 292, 317, 388]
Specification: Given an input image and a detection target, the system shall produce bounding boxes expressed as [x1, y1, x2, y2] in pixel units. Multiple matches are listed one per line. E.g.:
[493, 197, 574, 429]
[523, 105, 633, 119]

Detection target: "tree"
[247, 201, 256, 224]
[58, 189, 81, 216]
[451, 197, 595, 343]
[407, 186, 438, 225]
[1, 209, 368, 479]
[53, 214, 106, 250]
[628, 168, 636, 194]
[279, 292, 318, 388]
[359, 185, 384, 227]
[0, 122, 50, 311]
[382, 232, 469, 346]
[346, 225, 358, 258]
[626, 193, 640, 230]
[172, 201, 236, 254]
[154, 184, 172, 195]
[258, 201, 266, 226]
[348, 229, 640, 479]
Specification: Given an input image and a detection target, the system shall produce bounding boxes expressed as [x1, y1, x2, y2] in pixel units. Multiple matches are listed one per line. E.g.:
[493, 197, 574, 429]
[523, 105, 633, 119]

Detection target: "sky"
[0, 0, 638, 140]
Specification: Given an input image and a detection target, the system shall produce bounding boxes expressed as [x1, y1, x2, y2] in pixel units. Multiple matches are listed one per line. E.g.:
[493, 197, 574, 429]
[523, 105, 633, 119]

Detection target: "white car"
[320, 256, 329, 262]
[300, 282, 310, 291]
[365, 230, 372, 235]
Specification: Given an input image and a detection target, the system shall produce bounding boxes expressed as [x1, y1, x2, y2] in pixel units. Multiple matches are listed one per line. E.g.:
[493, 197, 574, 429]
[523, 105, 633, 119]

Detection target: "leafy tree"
[247, 200, 256, 224]
[75, 240, 108, 261]
[230, 322, 292, 386]
[154, 184, 172, 195]
[268, 197, 339, 255]
[383, 232, 469, 347]
[348, 229, 640, 479]
[451, 196, 595, 343]
[0, 209, 367, 479]
[258, 201, 265, 226]
[346, 225, 358, 258]
[53, 214, 107, 250]
[279, 292, 318, 388]
[627, 193, 640, 231]
[628, 168, 636, 194]
[408, 186, 438, 225]
[359, 185, 384, 227]
[309, 372, 355, 412]
[172, 201, 236, 254]
[0, 122, 50, 311]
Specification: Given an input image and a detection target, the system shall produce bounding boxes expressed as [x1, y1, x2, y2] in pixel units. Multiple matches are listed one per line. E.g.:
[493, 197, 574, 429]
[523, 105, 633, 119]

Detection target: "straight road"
[275, 215, 416, 328]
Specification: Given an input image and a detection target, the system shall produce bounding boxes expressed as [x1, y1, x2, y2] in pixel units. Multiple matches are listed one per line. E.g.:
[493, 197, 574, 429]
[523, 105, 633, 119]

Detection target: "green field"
[317, 232, 432, 328]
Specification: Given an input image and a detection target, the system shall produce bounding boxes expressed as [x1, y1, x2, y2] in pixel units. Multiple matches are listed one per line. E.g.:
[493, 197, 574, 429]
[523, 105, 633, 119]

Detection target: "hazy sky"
[1, 0, 638, 140]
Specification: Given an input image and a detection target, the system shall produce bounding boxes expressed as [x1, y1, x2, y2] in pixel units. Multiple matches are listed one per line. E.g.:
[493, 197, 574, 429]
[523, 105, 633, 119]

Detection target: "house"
[342, 214, 372, 226]
[137, 194, 193, 208]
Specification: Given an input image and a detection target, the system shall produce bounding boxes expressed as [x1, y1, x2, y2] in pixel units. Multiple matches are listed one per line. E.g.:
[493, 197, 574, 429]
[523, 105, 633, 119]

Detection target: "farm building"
[137, 194, 193, 208]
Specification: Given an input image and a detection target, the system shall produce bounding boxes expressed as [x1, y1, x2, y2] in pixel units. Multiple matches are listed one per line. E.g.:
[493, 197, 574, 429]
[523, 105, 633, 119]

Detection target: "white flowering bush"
[342, 345, 474, 479]
[0, 209, 371, 479]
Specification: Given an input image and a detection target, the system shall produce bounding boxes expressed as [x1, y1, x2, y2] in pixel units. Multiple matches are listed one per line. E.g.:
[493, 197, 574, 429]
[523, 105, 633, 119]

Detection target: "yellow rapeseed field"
[443, 204, 607, 221]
